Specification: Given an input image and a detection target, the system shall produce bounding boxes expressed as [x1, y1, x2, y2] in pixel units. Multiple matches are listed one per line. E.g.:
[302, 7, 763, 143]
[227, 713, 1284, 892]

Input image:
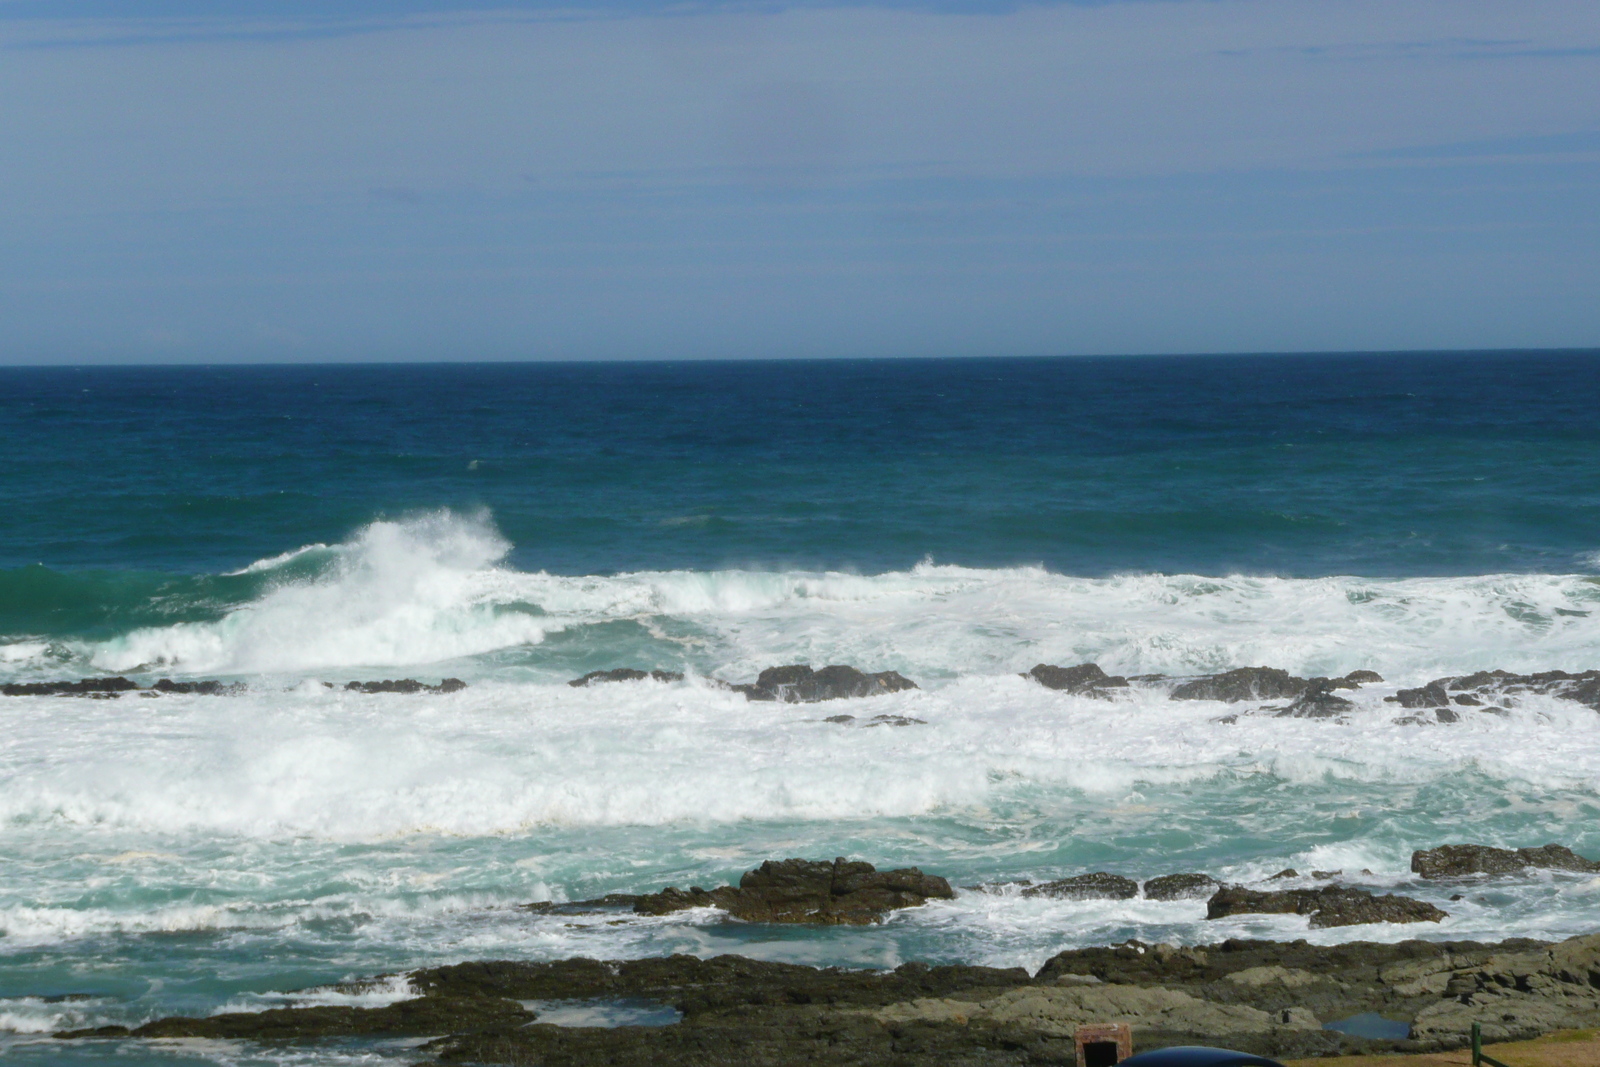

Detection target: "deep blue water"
[3, 352, 1598, 596]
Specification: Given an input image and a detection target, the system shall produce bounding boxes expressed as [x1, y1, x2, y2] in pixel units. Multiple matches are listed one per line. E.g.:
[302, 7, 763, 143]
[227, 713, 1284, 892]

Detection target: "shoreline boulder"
[1024, 663, 1130, 697]
[731, 665, 918, 703]
[1205, 885, 1446, 928]
[1143, 873, 1221, 900]
[1171, 668, 1309, 703]
[1022, 873, 1139, 900]
[1411, 843, 1600, 879]
[633, 857, 953, 924]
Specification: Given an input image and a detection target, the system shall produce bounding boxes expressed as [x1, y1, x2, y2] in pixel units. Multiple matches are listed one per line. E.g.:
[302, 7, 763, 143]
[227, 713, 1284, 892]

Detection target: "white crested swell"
[57, 510, 1600, 681]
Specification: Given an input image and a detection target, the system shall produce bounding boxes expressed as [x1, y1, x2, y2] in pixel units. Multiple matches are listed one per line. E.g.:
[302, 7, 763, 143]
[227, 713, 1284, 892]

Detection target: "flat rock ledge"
[1205, 885, 1447, 928]
[58, 932, 1600, 1065]
[1412, 843, 1600, 879]
[633, 857, 955, 924]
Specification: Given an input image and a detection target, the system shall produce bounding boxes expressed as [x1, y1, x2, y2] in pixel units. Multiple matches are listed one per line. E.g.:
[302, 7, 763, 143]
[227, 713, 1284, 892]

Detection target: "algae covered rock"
[1022, 873, 1140, 900]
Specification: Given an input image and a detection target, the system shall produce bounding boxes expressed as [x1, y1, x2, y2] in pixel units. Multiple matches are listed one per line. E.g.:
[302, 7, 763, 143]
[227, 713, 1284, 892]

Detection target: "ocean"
[3, 352, 1600, 1065]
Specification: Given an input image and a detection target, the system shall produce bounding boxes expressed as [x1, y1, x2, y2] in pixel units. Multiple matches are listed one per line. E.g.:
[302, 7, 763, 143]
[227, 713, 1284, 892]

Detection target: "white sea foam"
[90, 511, 554, 674]
[5, 511, 1600, 972]
[65, 511, 1600, 682]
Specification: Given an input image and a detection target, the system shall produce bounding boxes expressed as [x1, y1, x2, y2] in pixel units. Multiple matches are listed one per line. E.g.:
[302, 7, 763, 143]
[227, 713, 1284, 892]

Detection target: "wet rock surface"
[631, 857, 955, 924]
[60, 933, 1600, 1064]
[1412, 843, 1600, 879]
[1142, 873, 1220, 900]
[2, 676, 141, 697]
[569, 668, 685, 686]
[1169, 667, 1310, 703]
[1024, 663, 1130, 697]
[344, 678, 467, 694]
[1271, 678, 1356, 719]
[1384, 669, 1600, 713]
[1022, 872, 1140, 900]
[730, 665, 919, 703]
[1205, 885, 1448, 928]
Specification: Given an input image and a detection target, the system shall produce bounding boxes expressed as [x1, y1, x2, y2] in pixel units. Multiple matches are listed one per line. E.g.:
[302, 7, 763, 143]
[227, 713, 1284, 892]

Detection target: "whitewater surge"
[0, 510, 1591, 683]
[4, 511, 1600, 1045]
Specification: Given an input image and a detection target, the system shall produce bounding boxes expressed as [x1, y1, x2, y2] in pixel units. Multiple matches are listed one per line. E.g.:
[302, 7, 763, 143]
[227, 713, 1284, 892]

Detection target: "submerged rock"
[1385, 669, 1600, 713]
[1411, 843, 1600, 879]
[731, 665, 918, 703]
[823, 713, 928, 727]
[1022, 873, 1140, 900]
[1143, 873, 1221, 900]
[344, 678, 467, 694]
[633, 857, 954, 924]
[568, 668, 685, 687]
[1273, 680, 1355, 719]
[151, 678, 238, 695]
[1170, 668, 1309, 703]
[1205, 885, 1447, 928]
[1024, 663, 1129, 697]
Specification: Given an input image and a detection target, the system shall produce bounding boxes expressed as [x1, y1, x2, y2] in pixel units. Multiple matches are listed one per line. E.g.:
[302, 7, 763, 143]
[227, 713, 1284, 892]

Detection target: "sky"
[1, 0, 1597, 362]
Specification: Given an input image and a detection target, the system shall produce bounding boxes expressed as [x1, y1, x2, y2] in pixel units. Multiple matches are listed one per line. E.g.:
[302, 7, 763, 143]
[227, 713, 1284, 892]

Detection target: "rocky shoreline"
[49, 849, 1600, 1065]
[56, 930, 1600, 1065]
[6, 663, 1597, 720]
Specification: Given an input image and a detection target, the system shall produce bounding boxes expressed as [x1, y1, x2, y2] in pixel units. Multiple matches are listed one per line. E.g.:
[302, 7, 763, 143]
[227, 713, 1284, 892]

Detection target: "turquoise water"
[3, 353, 1600, 1064]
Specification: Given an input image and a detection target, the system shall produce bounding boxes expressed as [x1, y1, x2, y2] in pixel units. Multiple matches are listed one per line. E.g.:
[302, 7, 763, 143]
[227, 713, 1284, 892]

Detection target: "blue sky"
[2, 0, 1597, 362]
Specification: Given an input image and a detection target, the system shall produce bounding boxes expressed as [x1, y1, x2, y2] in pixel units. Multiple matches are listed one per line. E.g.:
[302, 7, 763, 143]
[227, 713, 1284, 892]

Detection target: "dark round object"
[1117, 1047, 1287, 1067]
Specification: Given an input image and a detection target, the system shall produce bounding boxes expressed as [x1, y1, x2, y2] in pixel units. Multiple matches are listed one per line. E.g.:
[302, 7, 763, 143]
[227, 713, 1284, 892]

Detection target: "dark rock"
[1024, 663, 1129, 697]
[1385, 669, 1600, 713]
[1142, 873, 1220, 900]
[343, 678, 468, 694]
[1344, 670, 1385, 684]
[569, 668, 685, 687]
[55, 932, 1600, 1063]
[732, 665, 918, 703]
[521, 893, 643, 914]
[633, 858, 954, 924]
[1170, 668, 1308, 703]
[1388, 683, 1449, 708]
[1274, 680, 1354, 719]
[1, 677, 139, 697]
[1205, 885, 1446, 927]
[1411, 843, 1600, 879]
[1268, 869, 1300, 880]
[1022, 872, 1139, 900]
[1434, 708, 1460, 723]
